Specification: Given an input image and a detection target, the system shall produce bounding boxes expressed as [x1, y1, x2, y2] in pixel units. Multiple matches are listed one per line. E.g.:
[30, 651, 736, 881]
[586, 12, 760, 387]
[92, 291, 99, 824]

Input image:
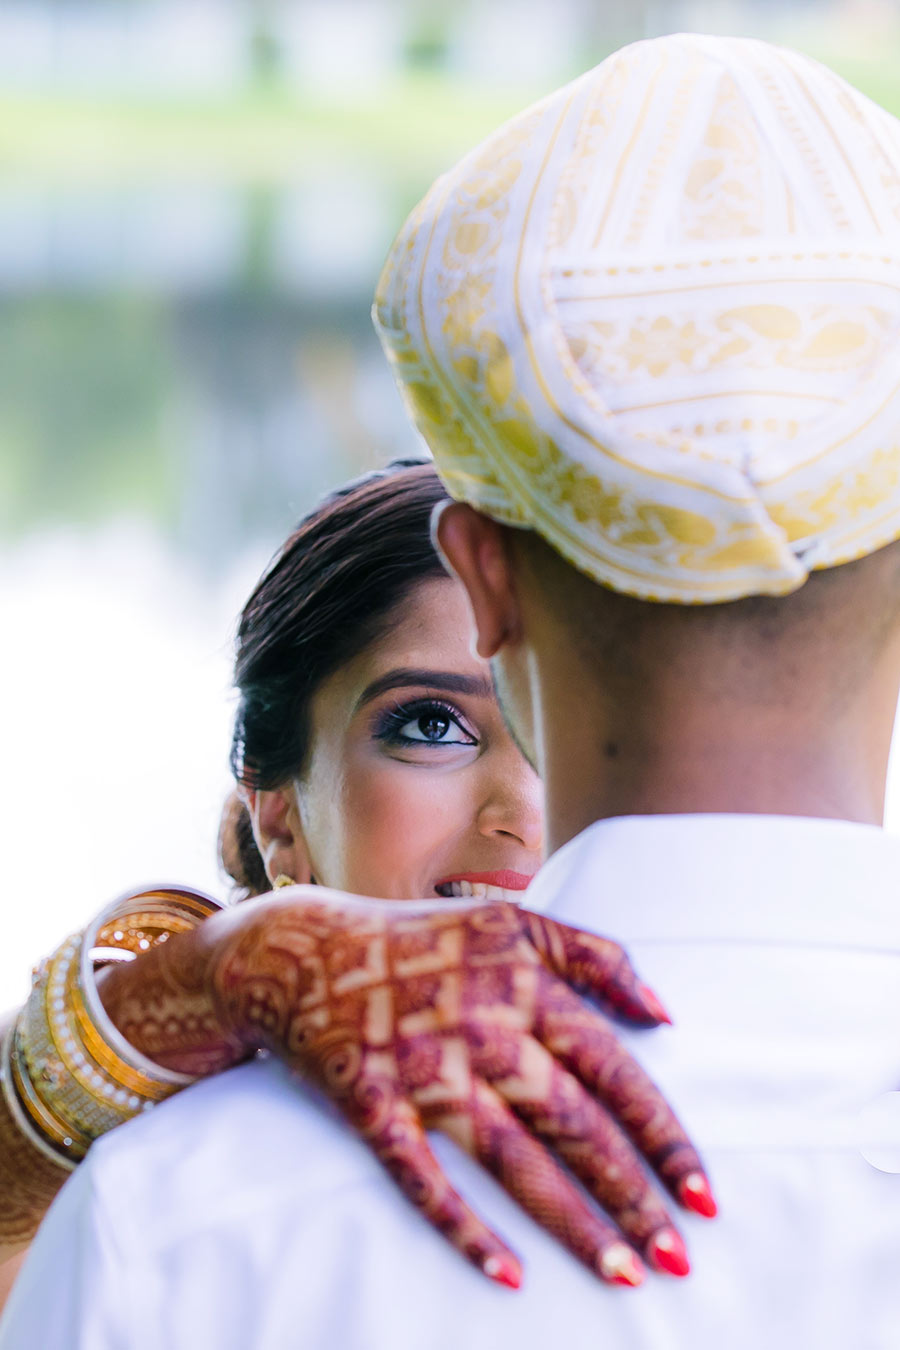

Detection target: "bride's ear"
[243, 786, 314, 889]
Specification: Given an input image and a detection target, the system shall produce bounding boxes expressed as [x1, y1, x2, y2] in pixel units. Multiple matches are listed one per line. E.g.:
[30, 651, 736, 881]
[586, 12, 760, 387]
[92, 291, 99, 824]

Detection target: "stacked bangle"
[2, 884, 223, 1170]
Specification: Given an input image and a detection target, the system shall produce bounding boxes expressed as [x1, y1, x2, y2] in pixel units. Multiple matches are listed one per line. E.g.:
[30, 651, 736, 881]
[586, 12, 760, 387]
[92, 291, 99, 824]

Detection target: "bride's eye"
[399, 711, 465, 743]
[375, 699, 477, 748]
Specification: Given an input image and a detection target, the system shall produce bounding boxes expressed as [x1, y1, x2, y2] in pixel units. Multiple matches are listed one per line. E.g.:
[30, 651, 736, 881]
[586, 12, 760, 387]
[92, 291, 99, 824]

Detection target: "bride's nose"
[476, 764, 543, 852]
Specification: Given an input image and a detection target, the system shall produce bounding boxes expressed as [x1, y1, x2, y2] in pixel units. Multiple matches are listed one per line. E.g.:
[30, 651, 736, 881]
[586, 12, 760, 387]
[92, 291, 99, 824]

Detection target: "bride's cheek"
[372, 766, 458, 859]
[345, 761, 427, 854]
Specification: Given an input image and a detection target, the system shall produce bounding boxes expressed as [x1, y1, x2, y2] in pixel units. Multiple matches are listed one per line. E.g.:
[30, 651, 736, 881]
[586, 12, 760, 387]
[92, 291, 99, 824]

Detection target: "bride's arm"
[0, 1010, 69, 1302]
[0, 1250, 24, 1314]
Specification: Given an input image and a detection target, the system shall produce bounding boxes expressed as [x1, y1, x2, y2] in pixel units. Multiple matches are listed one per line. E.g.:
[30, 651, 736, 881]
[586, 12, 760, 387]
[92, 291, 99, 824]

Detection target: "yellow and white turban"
[374, 34, 900, 602]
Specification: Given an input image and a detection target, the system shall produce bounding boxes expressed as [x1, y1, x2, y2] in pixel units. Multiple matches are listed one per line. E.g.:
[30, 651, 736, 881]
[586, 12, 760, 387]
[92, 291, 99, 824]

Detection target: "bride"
[0, 460, 713, 1308]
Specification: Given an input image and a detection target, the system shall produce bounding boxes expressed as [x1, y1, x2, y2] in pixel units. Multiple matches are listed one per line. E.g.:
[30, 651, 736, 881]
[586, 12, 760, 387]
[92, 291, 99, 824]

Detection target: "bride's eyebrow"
[356, 668, 494, 711]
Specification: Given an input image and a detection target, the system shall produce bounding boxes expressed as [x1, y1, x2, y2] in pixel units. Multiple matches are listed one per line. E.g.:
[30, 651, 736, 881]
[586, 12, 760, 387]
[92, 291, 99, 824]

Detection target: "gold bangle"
[12, 884, 225, 1165]
[21, 933, 158, 1148]
[0, 1023, 77, 1172]
[10, 1016, 93, 1153]
[79, 885, 225, 1095]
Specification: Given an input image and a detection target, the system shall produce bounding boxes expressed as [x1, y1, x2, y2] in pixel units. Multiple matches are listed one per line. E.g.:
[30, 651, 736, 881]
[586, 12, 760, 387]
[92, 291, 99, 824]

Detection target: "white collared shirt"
[3, 815, 900, 1350]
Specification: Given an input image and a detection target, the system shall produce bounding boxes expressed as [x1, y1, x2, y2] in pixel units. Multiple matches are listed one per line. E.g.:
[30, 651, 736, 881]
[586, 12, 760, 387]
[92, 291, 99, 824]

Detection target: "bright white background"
[0, 525, 269, 1003]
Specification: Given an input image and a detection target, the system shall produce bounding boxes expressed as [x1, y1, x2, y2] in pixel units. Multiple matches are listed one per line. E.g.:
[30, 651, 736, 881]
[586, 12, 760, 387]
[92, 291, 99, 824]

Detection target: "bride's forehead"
[370, 578, 478, 660]
[311, 575, 489, 716]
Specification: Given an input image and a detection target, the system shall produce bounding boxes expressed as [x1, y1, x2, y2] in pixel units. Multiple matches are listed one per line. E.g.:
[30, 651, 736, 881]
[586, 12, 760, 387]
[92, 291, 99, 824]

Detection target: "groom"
[5, 33, 900, 1350]
[372, 33, 900, 1343]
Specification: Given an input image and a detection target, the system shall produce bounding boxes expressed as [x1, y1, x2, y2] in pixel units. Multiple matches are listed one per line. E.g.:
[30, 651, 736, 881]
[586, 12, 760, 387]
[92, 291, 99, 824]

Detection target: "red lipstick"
[435, 871, 533, 891]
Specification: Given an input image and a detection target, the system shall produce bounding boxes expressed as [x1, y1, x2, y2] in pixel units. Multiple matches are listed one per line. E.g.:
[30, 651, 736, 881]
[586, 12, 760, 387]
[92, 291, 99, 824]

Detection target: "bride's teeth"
[437, 880, 527, 902]
[480, 885, 522, 903]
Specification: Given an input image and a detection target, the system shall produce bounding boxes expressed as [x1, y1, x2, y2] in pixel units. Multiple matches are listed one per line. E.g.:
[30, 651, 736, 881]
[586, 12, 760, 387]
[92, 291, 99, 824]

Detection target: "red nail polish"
[483, 1254, 522, 1290]
[648, 1227, 691, 1277]
[599, 1242, 645, 1287]
[637, 982, 673, 1025]
[678, 1171, 718, 1218]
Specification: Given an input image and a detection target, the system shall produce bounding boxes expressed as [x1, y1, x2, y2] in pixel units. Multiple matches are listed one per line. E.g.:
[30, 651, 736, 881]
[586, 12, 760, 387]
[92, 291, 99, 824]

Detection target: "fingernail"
[599, 1242, 645, 1287]
[637, 983, 673, 1025]
[678, 1172, 718, 1218]
[483, 1254, 522, 1290]
[647, 1226, 691, 1277]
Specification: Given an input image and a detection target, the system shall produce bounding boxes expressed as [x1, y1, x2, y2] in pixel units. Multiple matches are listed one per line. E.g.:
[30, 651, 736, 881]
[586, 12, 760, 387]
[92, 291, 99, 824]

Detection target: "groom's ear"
[244, 786, 314, 889]
[433, 501, 523, 659]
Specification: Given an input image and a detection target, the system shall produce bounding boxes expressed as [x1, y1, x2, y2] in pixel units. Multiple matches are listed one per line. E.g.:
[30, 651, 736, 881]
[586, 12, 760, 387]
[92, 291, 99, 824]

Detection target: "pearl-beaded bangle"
[9, 884, 224, 1168]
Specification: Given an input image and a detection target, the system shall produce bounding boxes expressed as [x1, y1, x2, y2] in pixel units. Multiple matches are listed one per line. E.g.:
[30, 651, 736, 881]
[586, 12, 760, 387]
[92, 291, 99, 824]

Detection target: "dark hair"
[218, 789, 270, 897]
[220, 458, 449, 894]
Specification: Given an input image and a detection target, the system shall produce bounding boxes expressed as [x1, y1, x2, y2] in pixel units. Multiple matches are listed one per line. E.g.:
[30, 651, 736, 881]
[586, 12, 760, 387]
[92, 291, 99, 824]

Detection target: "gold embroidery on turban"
[375, 35, 900, 603]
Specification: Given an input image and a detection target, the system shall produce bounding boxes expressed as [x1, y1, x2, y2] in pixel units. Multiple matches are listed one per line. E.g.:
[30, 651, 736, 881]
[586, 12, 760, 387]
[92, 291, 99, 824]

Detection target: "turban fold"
[374, 34, 900, 602]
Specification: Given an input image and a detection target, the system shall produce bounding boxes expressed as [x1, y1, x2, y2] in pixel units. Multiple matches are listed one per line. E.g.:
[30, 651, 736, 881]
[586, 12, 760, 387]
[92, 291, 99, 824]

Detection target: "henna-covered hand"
[0, 888, 714, 1291]
[174, 890, 716, 1290]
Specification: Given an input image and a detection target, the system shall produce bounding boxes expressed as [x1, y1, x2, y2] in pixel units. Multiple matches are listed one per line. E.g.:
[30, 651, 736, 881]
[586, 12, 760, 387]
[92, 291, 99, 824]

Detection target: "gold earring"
[273, 874, 296, 889]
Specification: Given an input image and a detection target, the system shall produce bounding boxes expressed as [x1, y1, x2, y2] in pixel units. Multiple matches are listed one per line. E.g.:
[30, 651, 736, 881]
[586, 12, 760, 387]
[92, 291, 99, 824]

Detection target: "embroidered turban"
[374, 34, 900, 602]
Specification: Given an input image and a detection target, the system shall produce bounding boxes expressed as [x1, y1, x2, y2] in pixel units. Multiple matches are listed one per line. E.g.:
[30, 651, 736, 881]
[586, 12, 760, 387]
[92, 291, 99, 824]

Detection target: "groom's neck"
[527, 624, 900, 856]
[538, 680, 894, 854]
[508, 531, 900, 856]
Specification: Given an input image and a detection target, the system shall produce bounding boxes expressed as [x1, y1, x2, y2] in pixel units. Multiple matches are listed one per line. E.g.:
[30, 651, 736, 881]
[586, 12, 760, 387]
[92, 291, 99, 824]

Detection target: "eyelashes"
[372, 697, 478, 749]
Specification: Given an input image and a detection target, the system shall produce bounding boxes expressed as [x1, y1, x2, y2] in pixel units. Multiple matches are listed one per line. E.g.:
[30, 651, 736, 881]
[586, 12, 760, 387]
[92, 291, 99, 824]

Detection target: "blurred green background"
[2, 0, 899, 996]
[1, 0, 897, 552]
[1, 0, 896, 551]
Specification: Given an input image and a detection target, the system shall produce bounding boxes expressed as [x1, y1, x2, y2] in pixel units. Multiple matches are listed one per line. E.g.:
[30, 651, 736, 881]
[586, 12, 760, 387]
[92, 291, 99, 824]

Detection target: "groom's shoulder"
[83, 1056, 379, 1253]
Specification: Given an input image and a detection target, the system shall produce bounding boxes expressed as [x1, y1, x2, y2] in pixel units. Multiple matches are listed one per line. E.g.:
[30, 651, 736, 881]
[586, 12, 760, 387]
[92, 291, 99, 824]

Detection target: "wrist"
[98, 917, 247, 1075]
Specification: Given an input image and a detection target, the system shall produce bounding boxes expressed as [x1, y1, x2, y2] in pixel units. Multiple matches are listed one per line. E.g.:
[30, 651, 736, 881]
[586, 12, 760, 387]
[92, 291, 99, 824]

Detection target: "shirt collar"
[525, 814, 900, 953]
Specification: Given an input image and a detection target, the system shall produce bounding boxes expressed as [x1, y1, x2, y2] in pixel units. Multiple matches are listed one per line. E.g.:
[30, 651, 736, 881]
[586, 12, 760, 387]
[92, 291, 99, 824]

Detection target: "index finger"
[341, 1080, 524, 1290]
[519, 911, 670, 1026]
